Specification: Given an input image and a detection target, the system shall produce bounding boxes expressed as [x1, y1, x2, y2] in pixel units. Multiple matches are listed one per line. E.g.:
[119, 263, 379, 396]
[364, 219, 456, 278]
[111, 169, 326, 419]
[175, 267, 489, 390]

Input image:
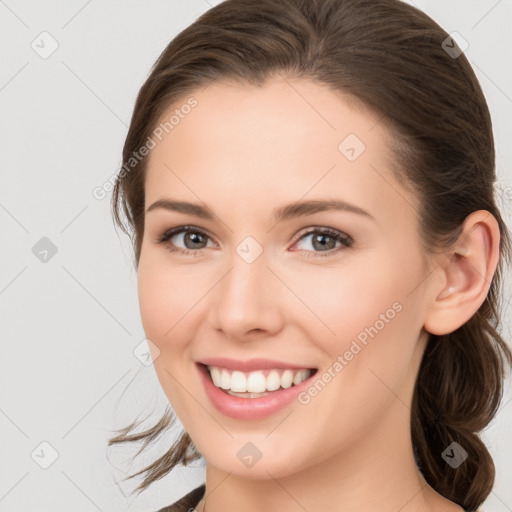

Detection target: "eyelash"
[155, 225, 353, 258]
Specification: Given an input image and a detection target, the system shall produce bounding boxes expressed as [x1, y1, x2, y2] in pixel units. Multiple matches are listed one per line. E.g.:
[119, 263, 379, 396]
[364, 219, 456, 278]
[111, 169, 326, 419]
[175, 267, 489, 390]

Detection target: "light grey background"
[0, 1, 510, 511]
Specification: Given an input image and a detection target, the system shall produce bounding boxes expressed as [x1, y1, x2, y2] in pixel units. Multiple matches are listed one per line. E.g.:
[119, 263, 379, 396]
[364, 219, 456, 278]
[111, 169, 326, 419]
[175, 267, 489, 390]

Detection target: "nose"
[208, 245, 284, 341]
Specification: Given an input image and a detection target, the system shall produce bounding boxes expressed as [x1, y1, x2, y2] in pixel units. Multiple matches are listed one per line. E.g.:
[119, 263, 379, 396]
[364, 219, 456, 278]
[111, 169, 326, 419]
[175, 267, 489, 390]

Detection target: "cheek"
[285, 258, 409, 349]
[137, 260, 201, 413]
[309, 255, 425, 404]
[138, 233, 424, 345]
[137, 268, 168, 342]
[298, 251, 426, 402]
[137, 259, 194, 351]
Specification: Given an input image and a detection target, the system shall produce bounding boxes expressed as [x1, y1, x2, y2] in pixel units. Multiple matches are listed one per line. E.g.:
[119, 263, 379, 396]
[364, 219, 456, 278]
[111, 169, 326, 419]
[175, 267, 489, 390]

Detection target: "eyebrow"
[145, 198, 375, 223]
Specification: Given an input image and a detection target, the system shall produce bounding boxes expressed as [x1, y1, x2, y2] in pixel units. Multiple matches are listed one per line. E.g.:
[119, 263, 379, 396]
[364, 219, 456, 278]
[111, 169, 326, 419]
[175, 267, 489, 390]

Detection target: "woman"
[108, 1, 511, 511]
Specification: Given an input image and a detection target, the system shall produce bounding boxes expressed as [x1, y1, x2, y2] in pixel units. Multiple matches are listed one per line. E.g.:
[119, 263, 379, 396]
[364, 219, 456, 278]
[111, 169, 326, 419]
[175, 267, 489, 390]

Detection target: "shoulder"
[154, 484, 206, 512]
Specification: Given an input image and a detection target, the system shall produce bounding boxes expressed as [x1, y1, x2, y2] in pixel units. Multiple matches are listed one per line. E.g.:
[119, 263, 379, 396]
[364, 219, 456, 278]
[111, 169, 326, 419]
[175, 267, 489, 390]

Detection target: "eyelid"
[155, 224, 353, 256]
[154, 225, 218, 247]
[292, 225, 353, 245]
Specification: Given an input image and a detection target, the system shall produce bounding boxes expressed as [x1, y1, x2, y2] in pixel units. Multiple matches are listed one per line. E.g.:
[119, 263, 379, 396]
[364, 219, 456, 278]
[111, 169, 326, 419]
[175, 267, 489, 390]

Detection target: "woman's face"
[138, 76, 436, 479]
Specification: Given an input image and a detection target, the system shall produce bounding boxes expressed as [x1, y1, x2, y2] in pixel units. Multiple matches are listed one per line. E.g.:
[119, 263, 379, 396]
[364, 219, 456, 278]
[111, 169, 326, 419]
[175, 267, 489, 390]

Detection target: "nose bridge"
[210, 237, 282, 338]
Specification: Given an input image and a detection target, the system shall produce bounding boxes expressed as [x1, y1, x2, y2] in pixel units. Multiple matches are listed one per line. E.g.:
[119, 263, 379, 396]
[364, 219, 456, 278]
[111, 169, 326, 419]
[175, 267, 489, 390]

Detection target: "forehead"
[144, 76, 418, 228]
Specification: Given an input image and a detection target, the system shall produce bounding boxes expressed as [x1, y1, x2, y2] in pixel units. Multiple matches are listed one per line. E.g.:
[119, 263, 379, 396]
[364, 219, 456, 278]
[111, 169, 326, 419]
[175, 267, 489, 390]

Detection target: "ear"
[423, 210, 501, 336]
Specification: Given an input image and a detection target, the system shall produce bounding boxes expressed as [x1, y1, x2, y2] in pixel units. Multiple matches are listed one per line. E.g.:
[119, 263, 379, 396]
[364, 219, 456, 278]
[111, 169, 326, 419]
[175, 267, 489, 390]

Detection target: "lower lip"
[197, 363, 316, 420]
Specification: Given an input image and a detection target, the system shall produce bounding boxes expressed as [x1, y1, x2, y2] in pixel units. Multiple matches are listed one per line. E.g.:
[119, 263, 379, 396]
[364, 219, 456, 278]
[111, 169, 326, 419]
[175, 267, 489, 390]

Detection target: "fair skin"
[137, 76, 500, 512]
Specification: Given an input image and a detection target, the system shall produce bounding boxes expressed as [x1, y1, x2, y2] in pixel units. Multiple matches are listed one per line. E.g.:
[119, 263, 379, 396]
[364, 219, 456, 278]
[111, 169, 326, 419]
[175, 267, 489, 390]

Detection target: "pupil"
[187, 232, 204, 248]
[313, 234, 334, 251]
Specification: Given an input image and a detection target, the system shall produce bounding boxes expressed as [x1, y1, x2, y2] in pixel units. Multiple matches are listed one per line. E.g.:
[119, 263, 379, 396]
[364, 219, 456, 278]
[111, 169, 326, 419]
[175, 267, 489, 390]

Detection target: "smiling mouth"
[202, 364, 318, 398]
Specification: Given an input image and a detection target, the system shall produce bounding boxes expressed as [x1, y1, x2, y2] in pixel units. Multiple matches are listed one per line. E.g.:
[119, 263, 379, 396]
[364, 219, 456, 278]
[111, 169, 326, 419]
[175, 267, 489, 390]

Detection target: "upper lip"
[197, 357, 316, 372]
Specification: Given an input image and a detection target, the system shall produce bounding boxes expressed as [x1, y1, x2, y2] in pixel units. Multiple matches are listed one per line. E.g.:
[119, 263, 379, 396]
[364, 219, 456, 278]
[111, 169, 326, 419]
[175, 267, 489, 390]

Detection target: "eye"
[155, 225, 353, 257]
[291, 227, 353, 257]
[155, 226, 216, 256]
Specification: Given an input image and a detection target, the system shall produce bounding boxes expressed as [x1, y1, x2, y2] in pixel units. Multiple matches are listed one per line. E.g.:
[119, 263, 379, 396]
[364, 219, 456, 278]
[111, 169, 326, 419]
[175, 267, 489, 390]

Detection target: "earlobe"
[423, 210, 501, 336]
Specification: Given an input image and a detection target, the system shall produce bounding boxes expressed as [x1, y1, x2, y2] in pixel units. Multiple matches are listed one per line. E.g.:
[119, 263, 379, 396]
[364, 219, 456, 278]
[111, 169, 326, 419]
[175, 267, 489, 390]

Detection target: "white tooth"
[281, 369, 294, 389]
[293, 369, 309, 385]
[211, 366, 312, 393]
[266, 370, 281, 391]
[247, 371, 267, 393]
[210, 367, 221, 387]
[230, 371, 247, 392]
[220, 369, 231, 389]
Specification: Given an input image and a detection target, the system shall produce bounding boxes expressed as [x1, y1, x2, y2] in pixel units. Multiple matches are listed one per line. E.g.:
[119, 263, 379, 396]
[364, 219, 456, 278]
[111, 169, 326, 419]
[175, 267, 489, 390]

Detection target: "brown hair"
[108, 1, 512, 509]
